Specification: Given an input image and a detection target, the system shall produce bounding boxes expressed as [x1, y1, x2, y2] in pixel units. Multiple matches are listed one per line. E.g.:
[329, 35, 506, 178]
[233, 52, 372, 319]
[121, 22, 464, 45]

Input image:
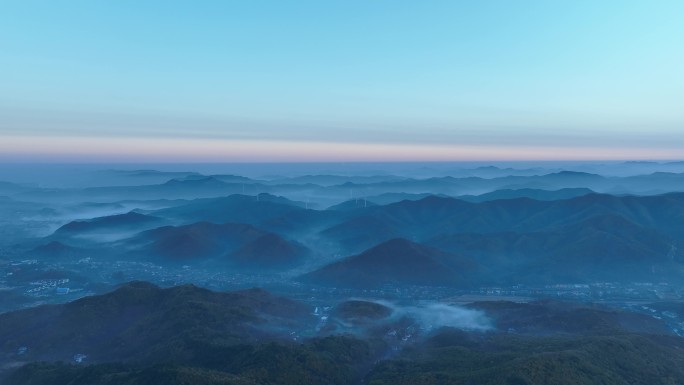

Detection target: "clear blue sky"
[1, 0, 683, 161]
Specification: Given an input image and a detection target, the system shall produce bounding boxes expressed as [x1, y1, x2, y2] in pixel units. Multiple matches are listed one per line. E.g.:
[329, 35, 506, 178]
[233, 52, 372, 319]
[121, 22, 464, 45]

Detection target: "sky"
[1, 0, 683, 162]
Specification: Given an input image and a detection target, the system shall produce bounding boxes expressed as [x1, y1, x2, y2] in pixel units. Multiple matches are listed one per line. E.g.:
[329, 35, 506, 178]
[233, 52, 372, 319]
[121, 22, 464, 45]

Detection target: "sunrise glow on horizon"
[1, 1, 683, 162]
[2, 136, 684, 163]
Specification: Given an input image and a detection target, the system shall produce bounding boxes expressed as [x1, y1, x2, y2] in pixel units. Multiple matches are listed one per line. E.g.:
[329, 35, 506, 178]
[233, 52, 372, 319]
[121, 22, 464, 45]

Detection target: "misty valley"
[3, 162, 684, 384]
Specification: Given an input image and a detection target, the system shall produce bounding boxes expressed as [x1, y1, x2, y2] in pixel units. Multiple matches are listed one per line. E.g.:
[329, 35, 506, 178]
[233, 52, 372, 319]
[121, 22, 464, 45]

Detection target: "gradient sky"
[1, 0, 683, 162]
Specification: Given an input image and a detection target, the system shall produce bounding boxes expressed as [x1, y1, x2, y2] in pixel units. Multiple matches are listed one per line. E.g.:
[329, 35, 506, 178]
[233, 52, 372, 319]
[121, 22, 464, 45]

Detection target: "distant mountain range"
[33, 189, 684, 285]
[320, 192, 684, 250]
[8, 166, 684, 207]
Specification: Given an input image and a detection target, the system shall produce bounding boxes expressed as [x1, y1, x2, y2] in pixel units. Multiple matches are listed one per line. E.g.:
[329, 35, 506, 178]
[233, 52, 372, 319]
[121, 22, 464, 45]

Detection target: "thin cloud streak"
[1, 136, 682, 163]
[3, 105, 683, 149]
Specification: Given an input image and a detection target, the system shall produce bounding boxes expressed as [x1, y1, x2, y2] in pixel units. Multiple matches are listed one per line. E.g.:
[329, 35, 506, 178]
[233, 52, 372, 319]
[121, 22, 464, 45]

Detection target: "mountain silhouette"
[302, 238, 469, 288]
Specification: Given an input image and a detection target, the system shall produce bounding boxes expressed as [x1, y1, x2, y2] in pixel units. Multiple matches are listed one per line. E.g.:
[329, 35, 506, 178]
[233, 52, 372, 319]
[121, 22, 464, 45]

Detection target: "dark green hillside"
[0, 282, 314, 364]
[467, 300, 670, 336]
[3, 284, 684, 385]
[6, 335, 376, 385]
[367, 332, 684, 385]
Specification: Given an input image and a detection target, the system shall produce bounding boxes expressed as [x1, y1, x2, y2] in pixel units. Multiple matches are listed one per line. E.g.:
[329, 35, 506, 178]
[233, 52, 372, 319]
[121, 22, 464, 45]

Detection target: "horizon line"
[2, 135, 683, 163]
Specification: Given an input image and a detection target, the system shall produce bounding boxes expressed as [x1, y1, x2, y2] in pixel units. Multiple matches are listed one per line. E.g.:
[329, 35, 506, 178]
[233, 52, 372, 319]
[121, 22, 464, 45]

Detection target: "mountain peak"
[302, 238, 464, 288]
